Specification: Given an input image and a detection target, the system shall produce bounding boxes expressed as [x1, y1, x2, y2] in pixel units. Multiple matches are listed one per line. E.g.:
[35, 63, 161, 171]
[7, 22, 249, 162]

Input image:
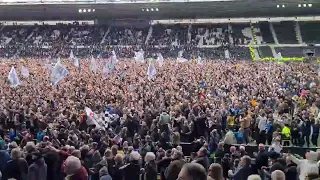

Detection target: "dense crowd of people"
[0, 55, 318, 180]
[0, 22, 318, 180]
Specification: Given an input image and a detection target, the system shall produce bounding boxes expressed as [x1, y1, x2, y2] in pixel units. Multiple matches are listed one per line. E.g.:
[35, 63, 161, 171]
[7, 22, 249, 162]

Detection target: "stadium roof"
[0, 0, 319, 21]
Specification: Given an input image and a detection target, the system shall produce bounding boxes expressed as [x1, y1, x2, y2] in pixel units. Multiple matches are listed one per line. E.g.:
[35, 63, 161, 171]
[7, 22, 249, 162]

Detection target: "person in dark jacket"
[144, 152, 157, 180]
[0, 143, 10, 174]
[311, 120, 320, 147]
[228, 155, 253, 180]
[285, 157, 298, 180]
[301, 118, 312, 147]
[255, 144, 269, 176]
[110, 154, 123, 180]
[157, 150, 172, 180]
[27, 152, 47, 180]
[214, 143, 224, 164]
[165, 151, 185, 180]
[120, 151, 141, 180]
[192, 147, 209, 171]
[2, 148, 28, 180]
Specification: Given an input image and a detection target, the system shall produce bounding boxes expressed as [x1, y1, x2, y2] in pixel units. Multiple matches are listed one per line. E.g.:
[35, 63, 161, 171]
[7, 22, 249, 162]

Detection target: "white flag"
[177, 50, 188, 63]
[73, 57, 80, 68]
[197, 56, 203, 65]
[134, 50, 144, 62]
[8, 67, 21, 88]
[102, 64, 110, 78]
[90, 56, 98, 72]
[69, 50, 74, 60]
[109, 50, 118, 69]
[157, 53, 164, 67]
[276, 52, 282, 61]
[50, 60, 69, 85]
[21, 66, 30, 78]
[225, 49, 230, 59]
[85, 107, 103, 129]
[147, 61, 157, 80]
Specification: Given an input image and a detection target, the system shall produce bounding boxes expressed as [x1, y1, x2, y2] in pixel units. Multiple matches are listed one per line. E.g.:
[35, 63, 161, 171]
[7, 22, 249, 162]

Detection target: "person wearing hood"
[99, 166, 112, 180]
[288, 151, 319, 180]
[27, 152, 47, 180]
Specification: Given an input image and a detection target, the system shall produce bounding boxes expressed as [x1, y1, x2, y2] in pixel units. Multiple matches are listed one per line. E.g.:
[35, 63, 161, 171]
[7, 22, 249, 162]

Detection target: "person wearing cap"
[288, 151, 319, 180]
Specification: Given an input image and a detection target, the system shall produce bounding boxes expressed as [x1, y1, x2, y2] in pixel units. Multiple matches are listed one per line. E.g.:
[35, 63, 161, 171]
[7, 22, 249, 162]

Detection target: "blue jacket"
[0, 150, 10, 172]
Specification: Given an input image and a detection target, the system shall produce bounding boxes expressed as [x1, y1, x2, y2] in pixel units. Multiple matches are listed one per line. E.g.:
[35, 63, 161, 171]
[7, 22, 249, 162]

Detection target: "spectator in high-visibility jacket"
[281, 124, 291, 146]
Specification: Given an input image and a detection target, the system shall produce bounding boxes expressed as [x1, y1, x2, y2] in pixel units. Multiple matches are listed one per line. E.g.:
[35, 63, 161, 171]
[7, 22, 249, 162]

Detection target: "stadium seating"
[258, 46, 273, 58]
[259, 22, 275, 44]
[0, 21, 319, 60]
[275, 47, 304, 57]
[231, 24, 253, 45]
[190, 24, 230, 46]
[299, 21, 320, 44]
[272, 21, 297, 44]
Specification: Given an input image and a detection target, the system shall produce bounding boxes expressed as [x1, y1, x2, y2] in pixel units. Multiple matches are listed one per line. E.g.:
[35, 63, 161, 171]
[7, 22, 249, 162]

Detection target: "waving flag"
[8, 67, 21, 88]
[97, 52, 103, 59]
[177, 50, 188, 63]
[69, 50, 75, 60]
[134, 50, 144, 62]
[50, 60, 69, 85]
[147, 61, 156, 80]
[21, 66, 30, 78]
[157, 53, 164, 67]
[73, 57, 80, 68]
[197, 56, 203, 65]
[276, 52, 282, 61]
[90, 56, 98, 72]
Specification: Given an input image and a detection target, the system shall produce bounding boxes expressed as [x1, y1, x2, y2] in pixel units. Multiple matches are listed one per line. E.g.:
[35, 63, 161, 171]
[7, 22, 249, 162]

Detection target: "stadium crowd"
[0, 23, 319, 180]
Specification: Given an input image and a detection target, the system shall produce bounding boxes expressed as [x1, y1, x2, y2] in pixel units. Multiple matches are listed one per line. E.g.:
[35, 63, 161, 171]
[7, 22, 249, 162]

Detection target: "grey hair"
[11, 148, 21, 159]
[248, 174, 262, 180]
[271, 170, 285, 180]
[25, 141, 36, 152]
[64, 156, 81, 175]
[129, 151, 140, 161]
[144, 152, 156, 163]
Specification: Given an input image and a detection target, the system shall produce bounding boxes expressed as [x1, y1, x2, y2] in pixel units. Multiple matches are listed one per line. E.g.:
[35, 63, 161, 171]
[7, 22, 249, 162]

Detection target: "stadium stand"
[231, 23, 253, 45]
[275, 47, 304, 57]
[258, 46, 274, 58]
[272, 21, 297, 44]
[299, 21, 320, 44]
[259, 21, 275, 44]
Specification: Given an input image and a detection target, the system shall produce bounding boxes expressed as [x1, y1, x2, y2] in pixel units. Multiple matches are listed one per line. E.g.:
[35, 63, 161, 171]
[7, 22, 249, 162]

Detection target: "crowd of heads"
[0, 23, 318, 180]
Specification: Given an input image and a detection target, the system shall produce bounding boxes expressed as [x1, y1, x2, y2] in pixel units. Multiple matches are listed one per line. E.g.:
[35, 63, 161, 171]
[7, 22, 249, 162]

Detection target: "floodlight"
[308, 4, 312, 7]
[79, 9, 82, 13]
[88, 9, 91, 12]
[155, 8, 159, 11]
[277, 5, 280, 8]
[298, 4, 301, 7]
[83, 9, 87, 12]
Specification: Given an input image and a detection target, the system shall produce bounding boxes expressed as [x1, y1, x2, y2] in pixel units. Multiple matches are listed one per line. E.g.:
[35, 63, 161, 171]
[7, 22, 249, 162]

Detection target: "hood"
[99, 166, 109, 177]
[309, 151, 319, 162]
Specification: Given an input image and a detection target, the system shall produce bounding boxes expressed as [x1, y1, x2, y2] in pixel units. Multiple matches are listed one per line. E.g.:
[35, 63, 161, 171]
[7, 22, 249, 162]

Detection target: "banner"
[50, 60, 69, 85]
[134, 50, 144, 62]
[8, 67, 21, 88]
[147, 61, 156, 80]
[157, 53, 164, 67]
[21, 66, 30, 78]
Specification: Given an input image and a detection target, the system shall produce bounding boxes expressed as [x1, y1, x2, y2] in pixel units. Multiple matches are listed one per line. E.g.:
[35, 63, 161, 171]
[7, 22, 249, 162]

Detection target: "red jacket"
[69, 166, 88, 180]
